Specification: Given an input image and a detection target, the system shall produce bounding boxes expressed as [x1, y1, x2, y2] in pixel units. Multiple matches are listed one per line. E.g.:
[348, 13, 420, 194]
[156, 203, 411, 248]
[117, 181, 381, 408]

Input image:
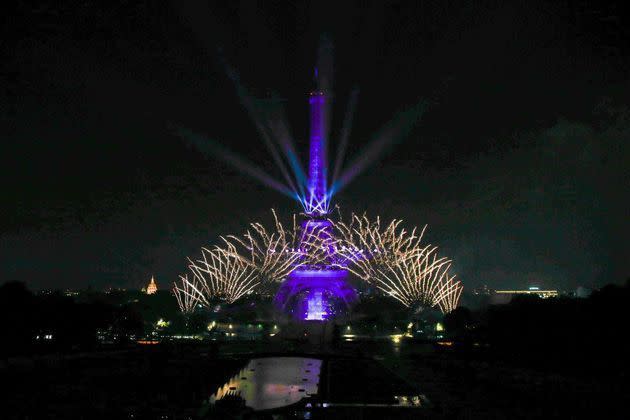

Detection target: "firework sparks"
[173, 274, 205, 313]
[173, 210, 334, 311]
[334, 214, 462, 313]
[374, 253, 462, 312]
[174, 43, 462, 318]
[223, 210, 306, 283]
[333, 214, 429, 277]
[179, 247, 260, 306]
[174, 211, 463, 314]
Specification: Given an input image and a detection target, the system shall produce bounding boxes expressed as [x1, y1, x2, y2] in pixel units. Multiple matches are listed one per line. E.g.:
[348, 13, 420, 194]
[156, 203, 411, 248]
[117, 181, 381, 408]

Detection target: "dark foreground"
[2, 338, 627, 419]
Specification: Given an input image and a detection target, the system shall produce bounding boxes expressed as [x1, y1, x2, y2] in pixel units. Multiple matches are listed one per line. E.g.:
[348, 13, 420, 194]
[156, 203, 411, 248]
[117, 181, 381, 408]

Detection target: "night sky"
[2, 1, 628, 291]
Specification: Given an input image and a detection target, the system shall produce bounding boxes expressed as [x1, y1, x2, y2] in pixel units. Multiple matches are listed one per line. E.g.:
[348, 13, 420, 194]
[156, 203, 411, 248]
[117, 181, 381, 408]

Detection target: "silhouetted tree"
[0, 282, 35, 356]
[444, 306, 473, 338]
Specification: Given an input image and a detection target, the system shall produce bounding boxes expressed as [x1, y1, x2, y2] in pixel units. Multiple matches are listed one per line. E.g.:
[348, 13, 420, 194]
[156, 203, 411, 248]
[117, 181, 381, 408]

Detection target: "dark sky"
[2, 0, 628, 291]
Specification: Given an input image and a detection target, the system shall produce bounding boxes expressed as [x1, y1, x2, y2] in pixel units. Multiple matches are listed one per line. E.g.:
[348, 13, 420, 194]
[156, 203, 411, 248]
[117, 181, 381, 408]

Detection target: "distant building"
[491, 286, 558, 304]
[146, 276, 158, 295]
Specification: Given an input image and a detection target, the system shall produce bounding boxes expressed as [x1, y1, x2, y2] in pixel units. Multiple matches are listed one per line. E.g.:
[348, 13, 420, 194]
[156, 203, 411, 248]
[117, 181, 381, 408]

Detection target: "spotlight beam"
[221, 58, 302, 196]
[266, 108, 309, 198]
[331, 101, 426, 195]
[332, 88, 359, 187]
[176, 127, 295, 198]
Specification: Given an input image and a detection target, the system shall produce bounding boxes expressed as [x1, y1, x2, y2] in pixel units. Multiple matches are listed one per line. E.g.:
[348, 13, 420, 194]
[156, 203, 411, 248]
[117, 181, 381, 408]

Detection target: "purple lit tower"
[306, 90, 328, 214]
[274, 69, 357, 321]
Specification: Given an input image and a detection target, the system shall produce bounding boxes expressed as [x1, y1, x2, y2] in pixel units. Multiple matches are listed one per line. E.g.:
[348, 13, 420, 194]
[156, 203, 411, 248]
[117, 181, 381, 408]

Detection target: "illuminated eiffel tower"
[274, 68, 357, 321]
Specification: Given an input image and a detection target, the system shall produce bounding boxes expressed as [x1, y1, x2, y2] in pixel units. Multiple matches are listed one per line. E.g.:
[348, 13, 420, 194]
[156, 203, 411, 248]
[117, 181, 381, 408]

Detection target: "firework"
[373, 252, 462, 311]
[174, 211, 463, 313]
[180, 247, 260, 305]
[435, 274, 463, 314]
[174, 44, 462, 318]
[333, 214, 429, 278]
[223, 210, 333, 282]
[173, 274, 204, 313]
[334, 214, 462, 313]
[222, 210, 303, 284]
[173, 211, 334, 311]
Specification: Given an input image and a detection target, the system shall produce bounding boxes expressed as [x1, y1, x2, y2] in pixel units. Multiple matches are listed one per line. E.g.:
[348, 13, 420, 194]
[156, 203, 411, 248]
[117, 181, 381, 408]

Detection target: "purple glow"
[305, 290, 327, 320]
[302, 219, 333, 242]
[274, 269, 357, 321]
[306, 92, 329, 215]
[176, 43, 454, 320]
[303, 219, 331, 228]
[272, 75, 357, 321]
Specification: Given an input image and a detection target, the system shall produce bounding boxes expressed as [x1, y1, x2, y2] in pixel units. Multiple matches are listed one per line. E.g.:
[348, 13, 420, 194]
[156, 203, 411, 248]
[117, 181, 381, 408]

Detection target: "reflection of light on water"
[210, 357, 322, 411]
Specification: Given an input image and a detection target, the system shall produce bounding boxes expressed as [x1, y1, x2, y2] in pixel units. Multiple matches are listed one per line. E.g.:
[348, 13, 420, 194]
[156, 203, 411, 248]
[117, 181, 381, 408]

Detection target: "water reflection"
[210, 357, 322, 411]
